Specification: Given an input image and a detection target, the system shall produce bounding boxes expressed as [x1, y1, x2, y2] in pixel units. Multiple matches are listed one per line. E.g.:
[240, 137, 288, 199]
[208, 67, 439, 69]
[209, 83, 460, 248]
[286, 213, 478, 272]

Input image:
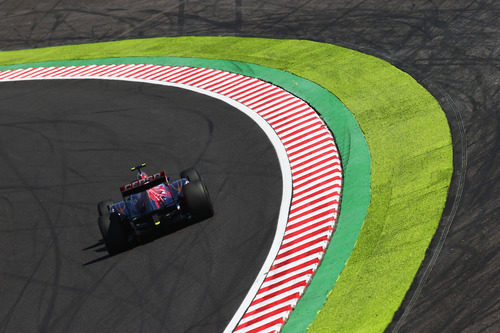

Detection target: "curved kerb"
[0, 64, 343, 332]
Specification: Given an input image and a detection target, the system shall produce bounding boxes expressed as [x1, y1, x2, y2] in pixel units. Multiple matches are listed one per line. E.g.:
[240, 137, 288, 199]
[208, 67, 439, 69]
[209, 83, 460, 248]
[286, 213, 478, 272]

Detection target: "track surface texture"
[0, 1, 499, 332]
[0, 79, 282, 332]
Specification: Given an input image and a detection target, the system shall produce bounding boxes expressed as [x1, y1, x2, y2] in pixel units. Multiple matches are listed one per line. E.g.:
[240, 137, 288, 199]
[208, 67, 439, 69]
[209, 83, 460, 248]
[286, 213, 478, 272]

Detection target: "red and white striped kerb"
[0, 64, 342, 333]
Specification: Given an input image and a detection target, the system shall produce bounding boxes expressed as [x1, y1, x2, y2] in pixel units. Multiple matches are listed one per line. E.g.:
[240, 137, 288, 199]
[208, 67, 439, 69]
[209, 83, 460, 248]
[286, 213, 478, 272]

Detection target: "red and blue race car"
[97, 163, 213, 254]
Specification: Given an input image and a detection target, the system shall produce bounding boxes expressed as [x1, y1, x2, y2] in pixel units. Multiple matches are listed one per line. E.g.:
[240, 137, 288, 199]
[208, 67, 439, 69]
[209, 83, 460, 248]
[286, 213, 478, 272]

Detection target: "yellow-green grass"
[0, 37, 453, 332]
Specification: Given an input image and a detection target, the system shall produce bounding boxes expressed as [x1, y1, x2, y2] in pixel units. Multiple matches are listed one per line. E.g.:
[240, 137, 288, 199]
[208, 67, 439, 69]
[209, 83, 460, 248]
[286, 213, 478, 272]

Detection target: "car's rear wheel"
[183, 180, 214, 221]
[98, 213, 129, 255]
[180, 168, 201, 183]
[97, 200, 113, 216]
[98, 215, 110, 239]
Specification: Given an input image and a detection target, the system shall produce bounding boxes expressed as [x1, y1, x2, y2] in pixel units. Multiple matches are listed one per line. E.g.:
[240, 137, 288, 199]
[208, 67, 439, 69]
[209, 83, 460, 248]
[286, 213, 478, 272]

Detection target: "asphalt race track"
[0, 1, 499, 332]
[0, 79, 282, 332]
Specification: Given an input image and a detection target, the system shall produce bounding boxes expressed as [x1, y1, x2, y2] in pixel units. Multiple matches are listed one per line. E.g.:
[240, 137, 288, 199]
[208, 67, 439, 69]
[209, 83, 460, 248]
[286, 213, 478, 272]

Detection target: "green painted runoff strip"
[0, 55, 369, 332]
[0, 37, 452, 332]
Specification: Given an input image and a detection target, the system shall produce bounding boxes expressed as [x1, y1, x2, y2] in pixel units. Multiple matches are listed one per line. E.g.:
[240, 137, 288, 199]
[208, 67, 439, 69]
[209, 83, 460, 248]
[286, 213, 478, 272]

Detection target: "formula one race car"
[97, 163, 213, 254]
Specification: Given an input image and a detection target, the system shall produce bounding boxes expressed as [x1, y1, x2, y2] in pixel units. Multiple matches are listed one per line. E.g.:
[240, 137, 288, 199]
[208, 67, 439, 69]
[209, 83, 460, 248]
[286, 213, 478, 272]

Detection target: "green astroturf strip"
[0, 37, 453, 332]
[0, 55, 368, 333]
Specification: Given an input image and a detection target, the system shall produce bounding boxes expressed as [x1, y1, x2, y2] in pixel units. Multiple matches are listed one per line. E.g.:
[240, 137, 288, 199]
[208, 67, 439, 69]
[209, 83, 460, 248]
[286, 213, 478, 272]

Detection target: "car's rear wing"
[120, 171, 167, 197]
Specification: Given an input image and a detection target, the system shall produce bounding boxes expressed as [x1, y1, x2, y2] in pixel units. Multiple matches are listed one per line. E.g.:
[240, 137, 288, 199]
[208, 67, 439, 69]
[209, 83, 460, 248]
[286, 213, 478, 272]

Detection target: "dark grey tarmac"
[0, 79, 281, 332]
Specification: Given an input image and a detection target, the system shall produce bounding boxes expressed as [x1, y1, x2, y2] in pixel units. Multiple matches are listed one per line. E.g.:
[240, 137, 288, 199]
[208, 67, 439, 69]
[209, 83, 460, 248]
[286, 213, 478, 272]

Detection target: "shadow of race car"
[97, 163, 213, 254]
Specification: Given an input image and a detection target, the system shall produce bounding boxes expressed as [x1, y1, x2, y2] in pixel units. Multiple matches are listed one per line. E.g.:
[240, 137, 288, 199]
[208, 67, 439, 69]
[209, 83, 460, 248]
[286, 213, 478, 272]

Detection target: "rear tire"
[98, 213, 129, 255]
[180, 168, 201, 183]
[183, 180, 214, 221]
[97, 200, 113, 216]
[98, 215, 110, 239]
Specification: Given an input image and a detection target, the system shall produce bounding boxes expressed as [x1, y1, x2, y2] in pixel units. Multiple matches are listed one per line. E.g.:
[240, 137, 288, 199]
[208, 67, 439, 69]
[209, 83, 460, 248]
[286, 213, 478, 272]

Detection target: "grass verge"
[0, 37, 452, 332]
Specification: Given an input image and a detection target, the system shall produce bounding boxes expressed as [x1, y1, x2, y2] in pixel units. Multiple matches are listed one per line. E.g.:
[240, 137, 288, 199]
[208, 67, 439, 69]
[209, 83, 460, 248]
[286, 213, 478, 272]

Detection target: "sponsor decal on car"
[120, 171, 166, 193]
